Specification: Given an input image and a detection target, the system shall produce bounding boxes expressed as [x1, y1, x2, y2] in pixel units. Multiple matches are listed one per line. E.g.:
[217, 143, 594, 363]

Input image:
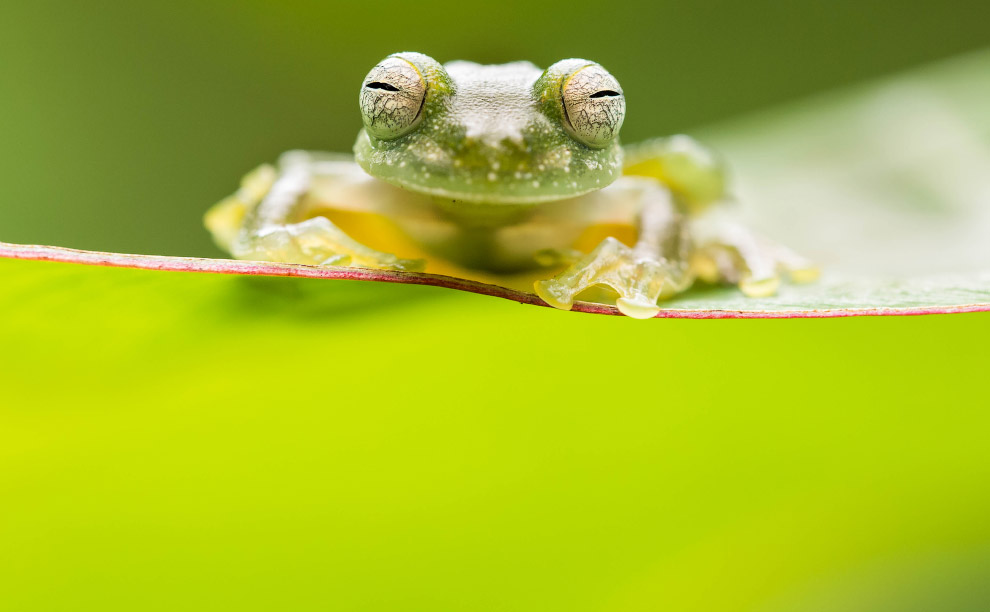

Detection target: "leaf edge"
[1, 241, 987, 319]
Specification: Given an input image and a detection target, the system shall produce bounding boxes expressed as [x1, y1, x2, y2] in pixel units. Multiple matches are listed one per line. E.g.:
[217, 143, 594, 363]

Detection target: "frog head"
[353, 52, 626, 204]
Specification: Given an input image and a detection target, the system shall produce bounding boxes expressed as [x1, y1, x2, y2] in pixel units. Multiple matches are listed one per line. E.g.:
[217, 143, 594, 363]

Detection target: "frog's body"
[206, 52, 815, 318]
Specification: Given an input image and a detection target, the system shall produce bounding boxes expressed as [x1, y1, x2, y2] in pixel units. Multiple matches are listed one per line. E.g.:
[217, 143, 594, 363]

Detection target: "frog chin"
[354, 129, 622, 204]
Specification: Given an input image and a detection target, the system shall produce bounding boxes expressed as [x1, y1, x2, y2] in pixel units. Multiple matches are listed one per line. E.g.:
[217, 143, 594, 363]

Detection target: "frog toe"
[535, 237, 687, 318]
[232, 226, 312, 264]
[233, 216, 424, 271]
[693, 234, 817, 297]
[291, 217, 426, 271]
[534, 278, 578, 311]
[615, 296, 662, 319]
[776, 247, 819, 284]
[739, 274, 781, 298]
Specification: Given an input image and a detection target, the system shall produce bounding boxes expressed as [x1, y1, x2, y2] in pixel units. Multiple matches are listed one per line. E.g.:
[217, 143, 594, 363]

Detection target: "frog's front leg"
[535, 182, 692, 319]
[205, 151, 424, 271]
[625, 135, 817, 297]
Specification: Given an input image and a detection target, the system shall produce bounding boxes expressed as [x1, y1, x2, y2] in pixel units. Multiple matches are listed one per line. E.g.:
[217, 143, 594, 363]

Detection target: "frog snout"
[449, 135, 539, 171]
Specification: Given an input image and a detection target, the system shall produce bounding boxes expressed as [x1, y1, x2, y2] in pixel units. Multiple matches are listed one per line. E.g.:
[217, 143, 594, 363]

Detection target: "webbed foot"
[233, 217, 426, 272]
[535, 237, 690, 319]
[692, 224, 818, 297]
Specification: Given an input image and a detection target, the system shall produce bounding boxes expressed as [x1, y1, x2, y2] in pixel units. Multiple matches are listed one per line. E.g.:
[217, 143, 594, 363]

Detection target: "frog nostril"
[366, 82, 400, 92]
[589, 90, 621, 99]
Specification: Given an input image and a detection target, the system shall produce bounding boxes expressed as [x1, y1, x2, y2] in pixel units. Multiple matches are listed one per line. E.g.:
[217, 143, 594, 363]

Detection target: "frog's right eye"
[359, 57, 427, 140]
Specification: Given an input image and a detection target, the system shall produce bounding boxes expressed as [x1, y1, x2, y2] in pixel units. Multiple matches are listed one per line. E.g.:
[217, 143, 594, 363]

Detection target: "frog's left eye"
[561, 65, 625, 148]
[359, 57, 427, 140]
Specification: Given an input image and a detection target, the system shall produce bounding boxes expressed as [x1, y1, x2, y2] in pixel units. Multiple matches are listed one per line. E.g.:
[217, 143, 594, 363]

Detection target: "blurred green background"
[2, 2, 990, 611]
[3, 0, 990, 256]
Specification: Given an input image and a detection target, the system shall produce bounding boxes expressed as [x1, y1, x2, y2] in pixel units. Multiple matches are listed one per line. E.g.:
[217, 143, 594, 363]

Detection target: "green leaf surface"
[2, 52, 990, 612]
[3, 251, 990, 612]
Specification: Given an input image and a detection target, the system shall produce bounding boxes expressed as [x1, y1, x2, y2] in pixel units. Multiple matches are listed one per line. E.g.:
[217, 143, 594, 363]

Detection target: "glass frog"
[206, 52, 816, 318]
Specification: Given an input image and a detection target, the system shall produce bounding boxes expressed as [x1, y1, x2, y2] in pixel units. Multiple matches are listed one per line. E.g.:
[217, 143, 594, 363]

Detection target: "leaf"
[3, 238, 990, 612]
[2, 242, 988, 317]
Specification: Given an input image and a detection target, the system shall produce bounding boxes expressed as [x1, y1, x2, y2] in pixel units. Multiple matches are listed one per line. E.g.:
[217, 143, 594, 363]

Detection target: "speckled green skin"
[354, 52, 623, 207]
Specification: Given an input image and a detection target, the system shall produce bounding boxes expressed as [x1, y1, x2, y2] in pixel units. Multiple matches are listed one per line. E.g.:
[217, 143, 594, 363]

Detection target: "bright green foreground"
[2, 258, 989, 611]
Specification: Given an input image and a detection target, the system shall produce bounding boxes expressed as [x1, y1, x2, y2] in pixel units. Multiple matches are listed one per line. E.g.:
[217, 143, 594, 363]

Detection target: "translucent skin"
[206, 52, 816, 318]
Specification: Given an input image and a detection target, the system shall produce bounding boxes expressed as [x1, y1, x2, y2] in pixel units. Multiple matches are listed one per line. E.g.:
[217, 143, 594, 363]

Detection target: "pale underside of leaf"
[1, 242, 987, 319]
